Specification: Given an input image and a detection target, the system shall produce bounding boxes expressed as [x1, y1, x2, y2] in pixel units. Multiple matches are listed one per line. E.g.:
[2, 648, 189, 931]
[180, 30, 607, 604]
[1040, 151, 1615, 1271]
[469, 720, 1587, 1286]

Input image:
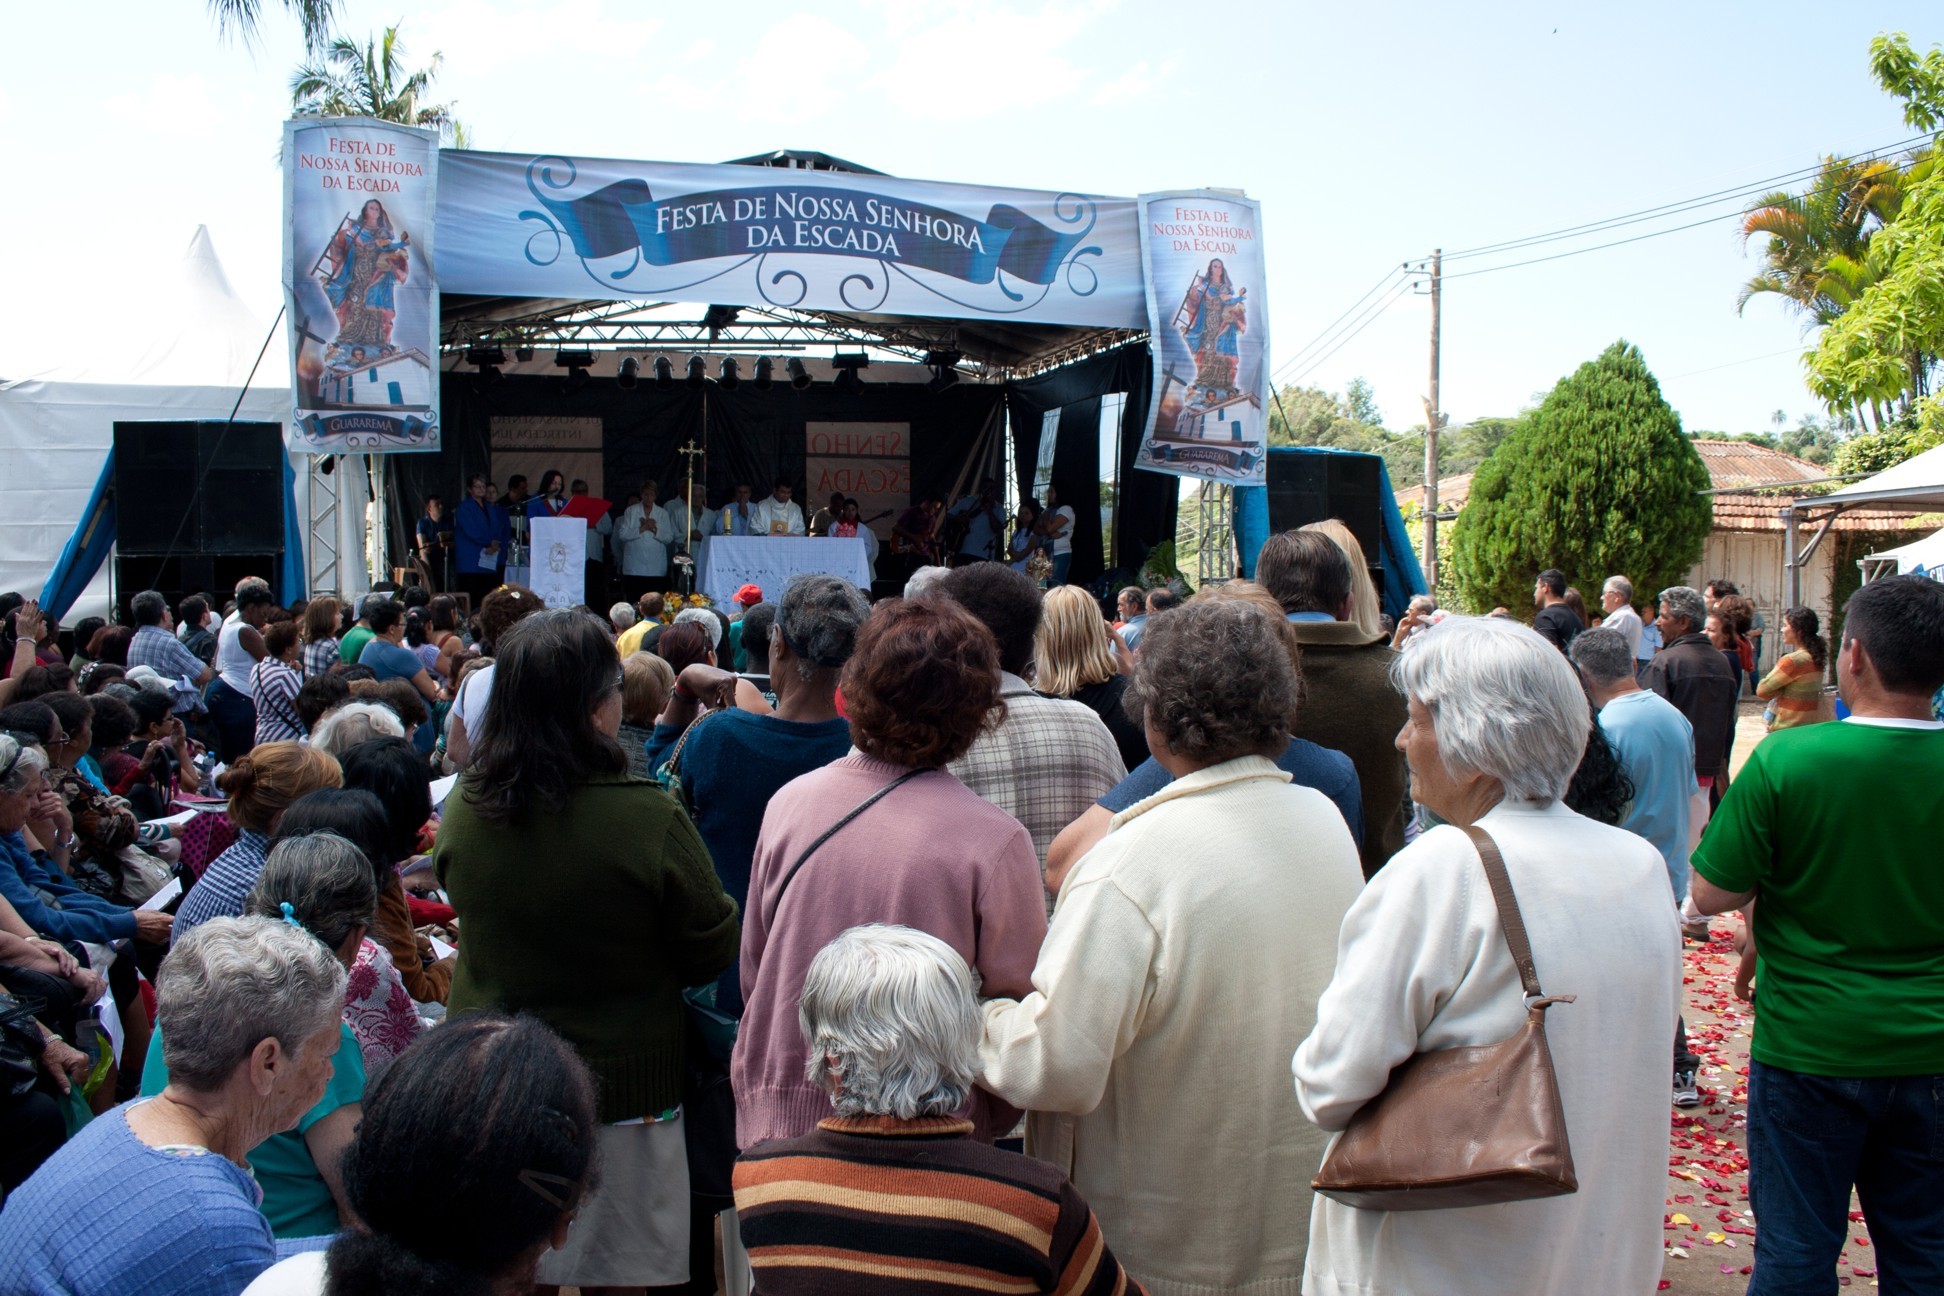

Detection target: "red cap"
[735, 583, 764, 606]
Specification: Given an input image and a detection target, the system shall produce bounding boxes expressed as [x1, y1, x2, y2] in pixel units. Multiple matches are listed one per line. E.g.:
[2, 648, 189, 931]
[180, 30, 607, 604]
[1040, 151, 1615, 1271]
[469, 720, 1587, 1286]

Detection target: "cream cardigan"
[980, 755, 1365, 1296]
[1292, 801, 1681, 1296]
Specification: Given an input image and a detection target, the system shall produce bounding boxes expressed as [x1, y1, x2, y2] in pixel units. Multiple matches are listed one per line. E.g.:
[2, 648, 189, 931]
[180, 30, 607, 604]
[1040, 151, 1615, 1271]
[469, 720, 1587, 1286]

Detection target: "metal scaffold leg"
[1194, 481, 1235, 589]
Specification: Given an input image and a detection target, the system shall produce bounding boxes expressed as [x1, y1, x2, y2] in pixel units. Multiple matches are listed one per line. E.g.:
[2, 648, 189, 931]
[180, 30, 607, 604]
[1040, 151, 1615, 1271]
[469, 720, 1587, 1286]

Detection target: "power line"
[1282, 277, 1417, 388]
[1272, 264, 1408, 382]
[1442, 132, 1932, 264]
[1661, 347, 1805, 380]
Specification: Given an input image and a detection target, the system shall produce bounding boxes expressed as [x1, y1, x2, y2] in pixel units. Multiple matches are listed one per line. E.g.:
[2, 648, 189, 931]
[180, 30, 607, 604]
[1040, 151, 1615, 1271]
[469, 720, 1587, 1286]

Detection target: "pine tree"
[1450, 341, 1712, 614]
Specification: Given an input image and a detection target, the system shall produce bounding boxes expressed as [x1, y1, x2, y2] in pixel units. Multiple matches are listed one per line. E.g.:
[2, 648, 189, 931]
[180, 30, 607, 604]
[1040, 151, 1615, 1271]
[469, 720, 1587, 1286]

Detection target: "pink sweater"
[732, 753, 1047, 1147]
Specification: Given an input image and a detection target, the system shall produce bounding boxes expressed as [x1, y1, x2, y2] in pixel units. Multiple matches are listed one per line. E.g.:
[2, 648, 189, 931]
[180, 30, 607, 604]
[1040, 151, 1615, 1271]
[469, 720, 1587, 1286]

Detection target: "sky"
[0, 0, 1936, 439]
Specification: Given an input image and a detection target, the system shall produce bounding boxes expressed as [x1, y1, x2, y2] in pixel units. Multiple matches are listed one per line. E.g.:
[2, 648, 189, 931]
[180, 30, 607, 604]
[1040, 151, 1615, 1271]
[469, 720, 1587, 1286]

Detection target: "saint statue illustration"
[1177, 257, 1247, 402]
[318, 199, 412, 359]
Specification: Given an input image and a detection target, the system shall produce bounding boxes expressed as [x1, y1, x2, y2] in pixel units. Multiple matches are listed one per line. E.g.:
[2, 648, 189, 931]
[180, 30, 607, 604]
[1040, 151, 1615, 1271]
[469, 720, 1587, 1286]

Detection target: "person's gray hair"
[1391, 615, 1590, 804]
[130, 589, 169, 627]
[673, 607, 723, 652]
[1602, 575, 1633, 602]
[308, 701, 406, 755]
[0, 734, 47, 794]
[244, 833, 377, 952]
[1658, 586, 1706, 635]
[1126, 597, 1300, 764]
[156, 915, 348, 1092]
[1408, 594, 1437, 615]
[1569, 626, 1635, 686]
[799, 924, 981, 1120]
[777, 575, 871, 681]
[608, 602, 637, 631]
[904, 565, 950, 599]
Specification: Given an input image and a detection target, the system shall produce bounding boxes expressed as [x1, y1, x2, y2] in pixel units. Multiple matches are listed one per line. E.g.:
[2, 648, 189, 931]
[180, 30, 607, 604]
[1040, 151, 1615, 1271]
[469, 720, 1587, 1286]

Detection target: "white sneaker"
[1673, 1068, 1701, 1107]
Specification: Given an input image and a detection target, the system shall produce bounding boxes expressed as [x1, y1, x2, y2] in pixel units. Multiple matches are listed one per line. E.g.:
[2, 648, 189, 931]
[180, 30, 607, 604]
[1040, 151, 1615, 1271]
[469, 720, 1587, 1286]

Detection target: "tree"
[1738, 154, 1908, 334]
[290, 25, 463, 143]
[1801, 34, 1944, 425]
[1449, 341, 1712, 615]
[207, 0, 336, 54]
[1830, 401, 1944, 477]
[1344, 377, 1384, 428]
[1268, 382, 1425, 486]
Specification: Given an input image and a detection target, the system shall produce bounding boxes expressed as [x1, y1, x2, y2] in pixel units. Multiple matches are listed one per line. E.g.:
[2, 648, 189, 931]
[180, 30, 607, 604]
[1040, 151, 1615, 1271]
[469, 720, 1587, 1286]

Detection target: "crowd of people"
[0, 522, 1940, 1296]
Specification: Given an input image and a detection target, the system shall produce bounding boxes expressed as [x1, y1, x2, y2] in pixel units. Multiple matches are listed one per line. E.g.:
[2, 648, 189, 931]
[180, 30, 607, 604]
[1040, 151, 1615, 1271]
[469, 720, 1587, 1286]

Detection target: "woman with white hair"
[733, 925, 1140, 1294]
[307, 701, 406, 756]
[1292, 615, 1680, 1295]
[0, 916, 348, 1293]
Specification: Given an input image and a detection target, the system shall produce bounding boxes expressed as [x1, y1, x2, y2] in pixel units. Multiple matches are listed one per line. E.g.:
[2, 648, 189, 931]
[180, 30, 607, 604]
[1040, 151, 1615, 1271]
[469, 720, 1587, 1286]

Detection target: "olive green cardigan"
[437, 770, 740, 1121]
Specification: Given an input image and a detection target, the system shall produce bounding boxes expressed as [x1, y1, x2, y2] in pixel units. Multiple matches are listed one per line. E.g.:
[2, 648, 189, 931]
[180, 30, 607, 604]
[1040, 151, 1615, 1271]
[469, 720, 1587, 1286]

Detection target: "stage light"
[554, 348, 592, 392]
[514, 345, 535, 362]
[753, 357, 775, 391]
[319, 455, 337, 476]
[787, 358, 813, 391]
[617, 357, 640, 390]
[685, 355, 708, 388]
[701, 304, 740, 334]
[718, 357, 740, 390]
[925, 349, 962, 394]
[466, 346, 507, 367]
[654, 356, 675, 390]
[832, 351, 869, 396]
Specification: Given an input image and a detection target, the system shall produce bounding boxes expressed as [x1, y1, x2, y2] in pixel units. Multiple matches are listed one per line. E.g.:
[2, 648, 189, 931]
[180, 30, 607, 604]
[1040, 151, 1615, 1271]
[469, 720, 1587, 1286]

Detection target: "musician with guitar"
[945, 477, 1006, 567]
[889, 494, 946, 579]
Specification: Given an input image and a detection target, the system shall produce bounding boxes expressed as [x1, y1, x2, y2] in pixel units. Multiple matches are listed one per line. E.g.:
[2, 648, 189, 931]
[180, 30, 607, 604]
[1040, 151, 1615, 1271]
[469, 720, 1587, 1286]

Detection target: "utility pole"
[1420, 250, 1444, 590]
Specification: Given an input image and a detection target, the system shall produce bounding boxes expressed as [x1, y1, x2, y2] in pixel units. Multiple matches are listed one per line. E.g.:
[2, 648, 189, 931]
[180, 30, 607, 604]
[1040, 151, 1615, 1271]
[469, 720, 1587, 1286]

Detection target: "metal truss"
[306, 454, 342, 597]
[1193, 481, 1236, 589]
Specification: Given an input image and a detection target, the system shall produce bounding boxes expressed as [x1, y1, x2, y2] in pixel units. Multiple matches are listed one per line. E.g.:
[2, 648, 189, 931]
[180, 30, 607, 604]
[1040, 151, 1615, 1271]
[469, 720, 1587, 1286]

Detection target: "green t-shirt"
[141, 1019, 365, 1238]
[337, 626, 375, 666]
[1691, 719, 1944, 1076]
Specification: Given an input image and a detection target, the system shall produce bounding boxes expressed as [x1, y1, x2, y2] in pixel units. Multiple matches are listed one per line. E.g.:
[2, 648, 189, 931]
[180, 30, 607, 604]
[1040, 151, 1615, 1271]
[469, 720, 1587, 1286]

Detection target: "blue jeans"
[1050, 552, 1072, 586]
[1747, 1060, 1944, 1294]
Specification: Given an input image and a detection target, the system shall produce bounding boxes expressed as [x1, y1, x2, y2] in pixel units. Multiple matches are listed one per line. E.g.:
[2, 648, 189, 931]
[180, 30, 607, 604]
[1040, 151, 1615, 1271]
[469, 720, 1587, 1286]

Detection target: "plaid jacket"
[948, 673, 1127, 867]
[126, 625, 207, 714]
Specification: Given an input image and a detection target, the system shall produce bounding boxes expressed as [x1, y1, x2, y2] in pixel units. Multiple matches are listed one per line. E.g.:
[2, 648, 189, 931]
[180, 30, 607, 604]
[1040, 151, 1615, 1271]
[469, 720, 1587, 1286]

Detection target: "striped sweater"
[733, 1115, 1141, 1295]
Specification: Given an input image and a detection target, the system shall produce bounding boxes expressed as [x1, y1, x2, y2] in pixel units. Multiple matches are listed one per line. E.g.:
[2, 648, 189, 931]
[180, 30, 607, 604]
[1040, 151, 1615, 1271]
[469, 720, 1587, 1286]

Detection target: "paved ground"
[1661, 705, 1876, 1294]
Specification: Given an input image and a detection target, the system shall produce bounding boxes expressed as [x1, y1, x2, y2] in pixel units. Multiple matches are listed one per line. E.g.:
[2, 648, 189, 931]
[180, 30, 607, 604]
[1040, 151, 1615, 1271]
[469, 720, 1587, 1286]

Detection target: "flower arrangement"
[660, 591, 714, 622]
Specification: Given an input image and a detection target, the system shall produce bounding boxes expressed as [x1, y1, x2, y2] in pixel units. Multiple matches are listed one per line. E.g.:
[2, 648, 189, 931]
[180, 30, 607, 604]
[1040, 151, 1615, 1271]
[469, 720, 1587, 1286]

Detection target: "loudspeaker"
[1263, 452, 1386, 597]
[114, 421, 285, 556]
[113, 554, 283, 624]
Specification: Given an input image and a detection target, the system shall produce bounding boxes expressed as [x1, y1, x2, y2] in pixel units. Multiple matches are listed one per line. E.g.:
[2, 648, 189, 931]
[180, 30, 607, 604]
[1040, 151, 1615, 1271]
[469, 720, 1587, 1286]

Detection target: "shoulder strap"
[1461, 824, 1545, 999]
[767, 769, 932, 926]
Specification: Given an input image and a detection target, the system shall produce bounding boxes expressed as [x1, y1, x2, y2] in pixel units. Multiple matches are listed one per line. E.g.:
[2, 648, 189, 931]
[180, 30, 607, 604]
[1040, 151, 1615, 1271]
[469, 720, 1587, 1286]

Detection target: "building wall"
[1685, 530, 1833, 678]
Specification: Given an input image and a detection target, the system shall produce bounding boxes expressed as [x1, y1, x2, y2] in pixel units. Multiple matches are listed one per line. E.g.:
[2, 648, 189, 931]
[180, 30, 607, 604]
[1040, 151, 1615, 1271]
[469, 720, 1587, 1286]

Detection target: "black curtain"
[1004, 342, 1171, 591]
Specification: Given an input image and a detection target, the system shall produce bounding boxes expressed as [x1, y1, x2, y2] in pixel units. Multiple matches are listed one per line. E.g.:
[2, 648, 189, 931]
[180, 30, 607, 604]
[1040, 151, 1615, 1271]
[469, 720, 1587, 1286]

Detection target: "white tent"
[1860, 524, 1944, 581]
[0, 228, 367, 621]
[1815, 441, 1944, 511]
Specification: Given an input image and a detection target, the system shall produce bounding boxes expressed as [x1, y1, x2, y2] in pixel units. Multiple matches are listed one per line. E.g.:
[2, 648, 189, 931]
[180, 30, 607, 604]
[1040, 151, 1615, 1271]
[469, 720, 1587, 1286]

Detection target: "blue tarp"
[37, 443, 307, 618]
[1233, 446, 1427, 623]
[39, 450, 118, 621]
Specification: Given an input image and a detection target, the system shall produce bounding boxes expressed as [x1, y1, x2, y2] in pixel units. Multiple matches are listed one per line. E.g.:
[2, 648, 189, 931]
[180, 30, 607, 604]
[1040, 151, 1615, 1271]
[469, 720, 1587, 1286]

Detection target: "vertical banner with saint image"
[1133, 190, 1269, 483]
[283, 117, 440, 453]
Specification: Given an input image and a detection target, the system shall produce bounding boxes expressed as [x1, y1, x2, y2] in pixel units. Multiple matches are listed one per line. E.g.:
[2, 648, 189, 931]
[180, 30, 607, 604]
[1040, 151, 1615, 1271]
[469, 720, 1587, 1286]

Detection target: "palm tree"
[290, 25, 463, 144]
[207, 0, 337, 54]
[1737, 154, 1909, 328]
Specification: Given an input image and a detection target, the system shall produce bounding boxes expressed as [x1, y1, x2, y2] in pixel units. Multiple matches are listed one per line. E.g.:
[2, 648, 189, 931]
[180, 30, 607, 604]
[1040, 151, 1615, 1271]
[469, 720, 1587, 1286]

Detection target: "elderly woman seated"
[142, 833, 376, 1239]
[735, 924, 1142, 1295]
[307, 702, 406, 758]
[1291, 615, 1682, 1295]
[0, 916, 347, 1294]
[240, 1014, 600, 1296]
[980, 596, 1365, 1295]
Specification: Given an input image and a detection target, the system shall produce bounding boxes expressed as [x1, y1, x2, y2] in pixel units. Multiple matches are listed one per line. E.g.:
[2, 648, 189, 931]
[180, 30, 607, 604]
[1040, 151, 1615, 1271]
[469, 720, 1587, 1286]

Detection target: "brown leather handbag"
[1310, 824, 1579, 1211]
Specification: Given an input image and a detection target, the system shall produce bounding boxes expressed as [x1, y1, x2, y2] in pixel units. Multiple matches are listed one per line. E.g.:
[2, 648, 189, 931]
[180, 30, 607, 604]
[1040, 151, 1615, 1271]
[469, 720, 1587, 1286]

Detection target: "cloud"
[1089, 58, 1174, 107]
[684, 37, 716, 63]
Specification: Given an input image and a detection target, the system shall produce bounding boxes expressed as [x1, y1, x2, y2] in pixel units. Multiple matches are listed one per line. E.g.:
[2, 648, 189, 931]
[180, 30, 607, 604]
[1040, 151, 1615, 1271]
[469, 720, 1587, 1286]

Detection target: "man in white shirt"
[751, 479, 806, 537]
[1600, 574, 1645, 657]
[616, 477, 672, 600]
